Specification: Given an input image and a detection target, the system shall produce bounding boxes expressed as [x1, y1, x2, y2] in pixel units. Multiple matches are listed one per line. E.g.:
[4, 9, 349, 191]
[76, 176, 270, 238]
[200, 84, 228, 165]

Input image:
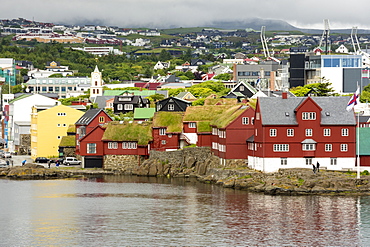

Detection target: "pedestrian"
[56, 160, 59, 168]
[312, 163, 316, 174]
[6, 160, 9, 166]
[48, 160, 51, 169]
[11, 160, 13, 167]
[316, 161, 320, 173]
[22, 160, 26, 166]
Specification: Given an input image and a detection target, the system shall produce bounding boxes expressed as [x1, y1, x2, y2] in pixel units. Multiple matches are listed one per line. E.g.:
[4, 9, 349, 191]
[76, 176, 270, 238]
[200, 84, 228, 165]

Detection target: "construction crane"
[318, 19, 330, 54]
[351, 26, 370, 67]
[260, 26, 280, 64]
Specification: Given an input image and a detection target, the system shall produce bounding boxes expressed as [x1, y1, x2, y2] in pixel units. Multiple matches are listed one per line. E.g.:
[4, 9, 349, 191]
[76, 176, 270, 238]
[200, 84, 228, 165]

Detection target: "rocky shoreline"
[2, 163, 370, 196]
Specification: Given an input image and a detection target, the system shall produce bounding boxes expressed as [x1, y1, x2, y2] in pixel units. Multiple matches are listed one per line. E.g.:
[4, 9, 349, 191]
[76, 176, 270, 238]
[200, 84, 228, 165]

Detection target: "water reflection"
[0, 176, 365, 246]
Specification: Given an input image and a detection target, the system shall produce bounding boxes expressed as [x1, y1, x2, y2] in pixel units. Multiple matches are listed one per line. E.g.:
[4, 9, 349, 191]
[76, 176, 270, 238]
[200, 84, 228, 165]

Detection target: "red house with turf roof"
[152, 111, 185, 151]
[210, 105, 255, 161]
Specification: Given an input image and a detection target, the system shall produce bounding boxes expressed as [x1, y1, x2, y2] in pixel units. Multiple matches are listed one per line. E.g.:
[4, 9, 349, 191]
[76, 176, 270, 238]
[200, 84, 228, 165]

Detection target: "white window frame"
[303, 143, 316, 151]
[159, 128, 166, 136]
[302, 112, 316, 120]
[306, 129, 313, 137]
[122, 142, 137, 149]
[273, 144, 289, 152]
[341, 144, 348, 152]
[108, 142, 118, 149]
[124, 104, 133, 110]
[270, 129, 277, 137]
[323, 128, 331, 136]
[87, 143, 97, 154]
[305, 158, 312, 165]
[287, 129, 294, 137]
[189, 122, 196, 128]
[168, 104, 174, 111]
[325, 144, 332, 152]
[342, 128, 349, 136]
[117, 104, 123, 110]
[242, 117, 249, 125]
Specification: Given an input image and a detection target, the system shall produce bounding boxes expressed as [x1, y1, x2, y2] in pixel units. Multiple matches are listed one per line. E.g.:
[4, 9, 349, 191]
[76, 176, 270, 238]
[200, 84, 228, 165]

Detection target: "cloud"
[2, 0, 370, 29]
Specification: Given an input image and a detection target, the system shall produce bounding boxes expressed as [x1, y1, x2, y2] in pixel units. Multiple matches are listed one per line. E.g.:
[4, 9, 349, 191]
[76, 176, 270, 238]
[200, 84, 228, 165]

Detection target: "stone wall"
[63, 148, 76, 157]
[132, 147, 248, 177]
[104, 154, 145, 174]
[18, 134, 31, 155]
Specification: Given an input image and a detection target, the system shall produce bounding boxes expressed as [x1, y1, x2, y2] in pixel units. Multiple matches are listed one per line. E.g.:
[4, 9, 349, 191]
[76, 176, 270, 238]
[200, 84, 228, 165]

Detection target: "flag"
[255, 77, 261, 86]
[346, 87, 360, 111]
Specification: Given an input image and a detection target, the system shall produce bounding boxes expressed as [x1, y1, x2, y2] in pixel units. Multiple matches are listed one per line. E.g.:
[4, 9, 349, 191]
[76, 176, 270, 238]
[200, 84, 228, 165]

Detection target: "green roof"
[210, 105, 249, 128]
[9, 94, 31, 104]
[358, 128, 370, 155]
[103, 90, 156, 96]
[184, 105, 243, 132]
[59, 136, 76, 147]
[153, 111, 184, 133]
[134, 108, 156, 119]
[67, 124, 76, 133]
[102, 121, 153, 145]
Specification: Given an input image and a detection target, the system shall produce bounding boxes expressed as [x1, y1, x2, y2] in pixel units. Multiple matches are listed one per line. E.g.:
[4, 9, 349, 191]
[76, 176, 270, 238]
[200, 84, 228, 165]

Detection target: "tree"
[213, 73, 232, 81]
[159, 49, 171, 61]
[290, 82, 335, 97]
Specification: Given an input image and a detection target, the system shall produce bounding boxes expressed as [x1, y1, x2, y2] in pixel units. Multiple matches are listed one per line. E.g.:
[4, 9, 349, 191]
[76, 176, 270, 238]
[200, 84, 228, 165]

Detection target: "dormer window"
[302, 112, 316, 120]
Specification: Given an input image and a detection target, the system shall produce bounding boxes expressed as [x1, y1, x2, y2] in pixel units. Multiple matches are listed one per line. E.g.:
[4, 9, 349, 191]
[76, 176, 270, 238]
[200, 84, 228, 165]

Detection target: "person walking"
[312, 163, 316, 174]
[48, 160, 51, 169]
[22, 160, 26, 166]
[316, 161, 320, 173]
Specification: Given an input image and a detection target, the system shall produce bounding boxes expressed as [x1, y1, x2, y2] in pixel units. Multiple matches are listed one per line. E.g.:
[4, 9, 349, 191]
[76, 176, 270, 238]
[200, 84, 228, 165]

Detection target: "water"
[0, 175, 369, 246]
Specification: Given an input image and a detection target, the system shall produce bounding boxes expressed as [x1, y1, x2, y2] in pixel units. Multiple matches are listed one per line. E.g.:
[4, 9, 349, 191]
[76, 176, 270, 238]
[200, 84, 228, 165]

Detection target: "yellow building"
[31, 104, 85, 160]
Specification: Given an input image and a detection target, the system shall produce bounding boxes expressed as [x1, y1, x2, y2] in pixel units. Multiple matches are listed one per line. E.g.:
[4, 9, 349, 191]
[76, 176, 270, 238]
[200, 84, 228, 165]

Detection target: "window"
[168, 104, 174, 111]
[302, 112, 316, 120]
[323, 129, 331, 136]
[124, 104, 133, 110]
[212, 142, 218, 150]
[161, 140, 166, 145]
[240, 86, 245, 91]
[157, 104, 162, 111]
[287, 129, 294, 137]
[270, 129, 277, 137]
[273, 144, 289, 152]
[122, 142, 137, 149]
[251, 117, 255, 125]
[256, 112, 260, 120]
[330, 158, 337, 165]
[306, 129, 313, 137]
[341, 144, 348, 152]
[305, 158, 312, 166]
[57, 112, 66, 116]
[242, 117, 249, 125]
[108, 142, 118, 149]
[63, 124, 66, 127]
[117, 104, 123, 110]
[159, 128, 166, 135]
[281, 158, 287, 166]
[342, 128, 349, 136]
[99, 116, 105, 123]
[212, 128, 217, 135]
[303, 143, 315, 151]
[57, 136, 61, 139]
[57, 124, 61, 127]
[189, 122, 196, 128]
[87, 143, 96, 154]
[325, 144, 332, 152]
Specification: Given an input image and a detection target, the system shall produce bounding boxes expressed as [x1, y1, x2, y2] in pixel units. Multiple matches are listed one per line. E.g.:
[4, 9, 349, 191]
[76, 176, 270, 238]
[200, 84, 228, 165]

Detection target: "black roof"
[75, 108, 106, 125]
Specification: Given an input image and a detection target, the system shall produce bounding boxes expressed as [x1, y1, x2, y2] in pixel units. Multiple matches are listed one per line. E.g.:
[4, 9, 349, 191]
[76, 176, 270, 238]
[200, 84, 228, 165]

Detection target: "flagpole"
[357, 111, 360, 179]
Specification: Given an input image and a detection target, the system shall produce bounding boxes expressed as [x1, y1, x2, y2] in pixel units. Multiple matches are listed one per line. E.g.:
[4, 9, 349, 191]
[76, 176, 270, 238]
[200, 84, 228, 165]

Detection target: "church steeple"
[90, 66, 103, 98]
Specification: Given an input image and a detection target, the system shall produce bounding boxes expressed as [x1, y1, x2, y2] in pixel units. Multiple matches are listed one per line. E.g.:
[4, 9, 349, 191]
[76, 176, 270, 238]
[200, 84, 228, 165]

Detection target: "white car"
[63, 157, 81, 166]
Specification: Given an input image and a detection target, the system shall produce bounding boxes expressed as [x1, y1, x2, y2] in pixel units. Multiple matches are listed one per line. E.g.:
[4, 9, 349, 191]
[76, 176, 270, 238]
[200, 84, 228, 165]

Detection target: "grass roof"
[183, 105, 241, 121]
[204, 98, 238, 105]
[67, 124, 76, 133]
[152, 112, 184, 133]
[210, 106, 250, 128]
[102, 121, 153, 145]
[59, 136, 76, 147]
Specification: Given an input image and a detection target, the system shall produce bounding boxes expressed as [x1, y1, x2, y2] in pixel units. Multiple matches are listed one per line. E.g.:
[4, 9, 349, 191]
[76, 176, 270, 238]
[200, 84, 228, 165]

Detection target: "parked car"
[0, 159, 7, 168]
[2, 152, 12, 158]
[63, 157, 81, 166]
[35, 157, 49, 163]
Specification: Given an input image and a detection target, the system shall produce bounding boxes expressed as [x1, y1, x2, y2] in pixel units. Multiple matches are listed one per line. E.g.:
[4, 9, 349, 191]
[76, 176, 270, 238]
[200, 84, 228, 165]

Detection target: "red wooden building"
[211, 105, 255, 161]
[247, 93, 356, 172]
[78, 125, 106, 168]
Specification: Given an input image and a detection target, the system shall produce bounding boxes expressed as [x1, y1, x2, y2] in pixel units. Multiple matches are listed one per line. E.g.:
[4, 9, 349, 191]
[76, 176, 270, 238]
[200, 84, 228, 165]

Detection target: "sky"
[2, 0, 370, 30]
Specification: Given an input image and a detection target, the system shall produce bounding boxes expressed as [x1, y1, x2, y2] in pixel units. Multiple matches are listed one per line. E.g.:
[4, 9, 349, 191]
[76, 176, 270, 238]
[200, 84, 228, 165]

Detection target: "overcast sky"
[2, 0, 370, 30]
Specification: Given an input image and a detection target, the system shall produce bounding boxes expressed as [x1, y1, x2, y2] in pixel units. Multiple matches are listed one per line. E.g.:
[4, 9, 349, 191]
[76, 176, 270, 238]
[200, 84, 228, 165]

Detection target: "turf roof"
[102, 121, 153, 145]
[152, 111, 184, 133]
[59, 136, 76, 147]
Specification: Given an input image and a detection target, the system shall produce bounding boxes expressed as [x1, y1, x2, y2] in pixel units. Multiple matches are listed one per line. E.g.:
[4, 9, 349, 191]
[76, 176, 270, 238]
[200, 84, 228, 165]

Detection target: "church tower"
[90, 65, 103, 98]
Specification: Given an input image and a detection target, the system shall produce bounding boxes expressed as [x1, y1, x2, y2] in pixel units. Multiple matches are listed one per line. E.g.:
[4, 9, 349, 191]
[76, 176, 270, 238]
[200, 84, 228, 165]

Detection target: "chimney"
[282, 92, 288, 99]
